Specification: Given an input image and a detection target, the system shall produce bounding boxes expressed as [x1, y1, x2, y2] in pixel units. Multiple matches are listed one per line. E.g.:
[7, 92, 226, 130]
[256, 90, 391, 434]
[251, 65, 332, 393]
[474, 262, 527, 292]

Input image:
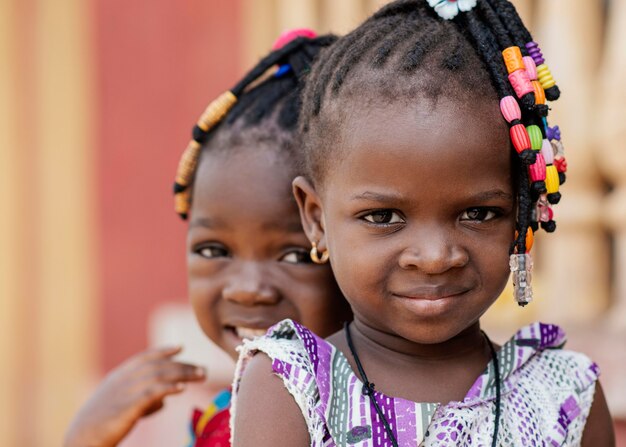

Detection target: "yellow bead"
[545, 165, 560, 193]
[197, 91, 237, 132]
[537, 64, 556, 90]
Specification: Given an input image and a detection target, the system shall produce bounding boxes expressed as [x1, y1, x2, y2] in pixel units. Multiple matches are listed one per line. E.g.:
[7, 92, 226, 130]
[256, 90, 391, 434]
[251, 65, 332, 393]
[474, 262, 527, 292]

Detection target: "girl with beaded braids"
[231, 2, 614, 446]
[64, 30, 351, 447]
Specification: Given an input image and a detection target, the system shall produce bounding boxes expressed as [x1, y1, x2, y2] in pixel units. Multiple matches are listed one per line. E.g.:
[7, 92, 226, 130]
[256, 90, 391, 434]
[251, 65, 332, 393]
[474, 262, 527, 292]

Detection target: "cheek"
[286, 266, 345, 336]
[327, 227, 394, 301]
[187, 260, 222, 336]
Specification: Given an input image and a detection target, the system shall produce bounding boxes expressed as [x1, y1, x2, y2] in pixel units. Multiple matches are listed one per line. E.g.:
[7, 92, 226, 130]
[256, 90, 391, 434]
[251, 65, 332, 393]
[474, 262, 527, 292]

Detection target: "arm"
[64, 346, 205, 447]
[581, 382, 615, 447]
[232, 353, 310, 447]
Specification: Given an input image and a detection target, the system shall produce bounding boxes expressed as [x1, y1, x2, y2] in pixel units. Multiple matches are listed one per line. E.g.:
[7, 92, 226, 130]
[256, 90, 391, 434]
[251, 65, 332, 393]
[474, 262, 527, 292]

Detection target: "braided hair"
[173, 32, 337, 219]
[299, 0, 566, 305]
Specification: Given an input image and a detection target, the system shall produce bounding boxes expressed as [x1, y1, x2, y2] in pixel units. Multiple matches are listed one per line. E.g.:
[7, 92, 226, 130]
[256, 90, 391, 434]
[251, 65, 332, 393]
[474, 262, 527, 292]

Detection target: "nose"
[398, 227, 469, 274]
[222, 261, 280, 306]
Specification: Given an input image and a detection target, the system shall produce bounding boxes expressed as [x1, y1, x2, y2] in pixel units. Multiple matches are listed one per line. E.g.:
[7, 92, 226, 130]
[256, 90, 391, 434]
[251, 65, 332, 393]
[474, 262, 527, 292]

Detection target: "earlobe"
[292, 176, 327, 249]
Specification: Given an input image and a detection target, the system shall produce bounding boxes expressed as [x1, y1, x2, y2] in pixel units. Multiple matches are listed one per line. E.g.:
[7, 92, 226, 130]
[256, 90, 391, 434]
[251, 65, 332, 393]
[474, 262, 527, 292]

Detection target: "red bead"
[510, 124, 531, 154]
[272, 28, 317, 50]
[554, 156, 568, 173]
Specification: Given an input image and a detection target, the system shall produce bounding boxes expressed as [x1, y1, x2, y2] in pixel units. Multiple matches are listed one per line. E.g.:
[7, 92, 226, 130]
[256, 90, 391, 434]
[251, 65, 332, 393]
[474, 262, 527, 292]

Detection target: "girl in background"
[64, 30, 351, 447]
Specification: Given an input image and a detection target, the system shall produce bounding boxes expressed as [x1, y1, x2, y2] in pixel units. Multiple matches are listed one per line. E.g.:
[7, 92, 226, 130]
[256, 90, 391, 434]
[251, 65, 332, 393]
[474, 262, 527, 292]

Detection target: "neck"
[350, 317, 487, 364]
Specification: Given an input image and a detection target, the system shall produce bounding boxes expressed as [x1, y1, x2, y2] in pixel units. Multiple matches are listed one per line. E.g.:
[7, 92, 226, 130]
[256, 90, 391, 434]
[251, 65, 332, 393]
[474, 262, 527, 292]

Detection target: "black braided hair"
[177, 34, 337, 219]
[299, 0, 563, 258]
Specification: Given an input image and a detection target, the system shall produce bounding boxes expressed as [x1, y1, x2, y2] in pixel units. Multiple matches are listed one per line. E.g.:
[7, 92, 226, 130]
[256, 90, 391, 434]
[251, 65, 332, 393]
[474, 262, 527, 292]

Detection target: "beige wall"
[0, 0, 98, 444]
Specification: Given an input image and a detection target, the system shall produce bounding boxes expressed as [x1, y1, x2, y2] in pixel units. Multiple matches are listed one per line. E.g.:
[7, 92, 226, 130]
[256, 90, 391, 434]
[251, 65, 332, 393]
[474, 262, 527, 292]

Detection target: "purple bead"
[547, 125, 561, 141]
[525, 41, 545, 65]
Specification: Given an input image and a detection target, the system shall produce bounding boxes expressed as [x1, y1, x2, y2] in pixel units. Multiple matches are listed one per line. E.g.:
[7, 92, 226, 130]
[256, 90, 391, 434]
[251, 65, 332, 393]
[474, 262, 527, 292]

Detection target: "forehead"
[190, 147, 300, 226]
[325, 96, 512, 200]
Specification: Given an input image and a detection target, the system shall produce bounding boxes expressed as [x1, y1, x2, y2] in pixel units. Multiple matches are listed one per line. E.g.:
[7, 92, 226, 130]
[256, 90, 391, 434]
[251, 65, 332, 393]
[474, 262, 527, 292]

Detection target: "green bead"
[526, 125, 543, 150]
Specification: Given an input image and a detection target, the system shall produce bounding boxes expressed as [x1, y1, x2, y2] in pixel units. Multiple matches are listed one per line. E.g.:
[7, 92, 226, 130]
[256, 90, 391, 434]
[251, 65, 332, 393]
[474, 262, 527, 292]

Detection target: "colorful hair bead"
[536, 64, 556, 90]
[525, 42, 560, 101]
[510, 124, 536, 163]
[508, 69, 534, 99]
[272, 28, 317, 50]
[532, 81, 546, 105]
[174, 140, 202, 188]
[514, 229, 534, 253]
[537, 195, 550, 222]
[545, 165, 560, 193]
[197, 91, 238, 132]
[547, 125, 561, 141]
[174, 90, 238, 218]
[526, 125, 543, 150]
[528, 153, 546, 182]
[541, 139, 554, 164]
[510, 253, 533, 306]
[502, 46, 525, 74]
[525, 41, 545, 66]
[551, 140, 565, 158]
[500, 96, 521, 123]
[554, 156, 568, 173]
[545, 165, 561, 204]
[523, 56, 537, 80]
[174, 189, 191, 219]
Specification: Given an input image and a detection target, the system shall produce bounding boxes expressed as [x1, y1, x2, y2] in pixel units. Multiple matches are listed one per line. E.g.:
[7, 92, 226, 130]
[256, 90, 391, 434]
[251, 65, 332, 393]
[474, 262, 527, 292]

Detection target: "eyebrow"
[188, 217, 225, 229]
[465, 189, 514, 202]
[350, 191, 405, 202]
[350, 189, 513, 203]
[189, 217, 304, 233]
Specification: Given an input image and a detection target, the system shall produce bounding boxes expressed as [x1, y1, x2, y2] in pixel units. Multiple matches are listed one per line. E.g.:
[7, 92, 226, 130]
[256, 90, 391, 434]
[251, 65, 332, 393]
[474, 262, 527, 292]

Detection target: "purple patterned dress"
[231, 320, 599, 446]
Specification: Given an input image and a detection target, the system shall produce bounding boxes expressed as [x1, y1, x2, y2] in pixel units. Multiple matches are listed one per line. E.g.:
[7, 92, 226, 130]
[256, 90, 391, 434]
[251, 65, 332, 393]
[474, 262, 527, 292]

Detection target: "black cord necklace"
[344, 322, 501, 447]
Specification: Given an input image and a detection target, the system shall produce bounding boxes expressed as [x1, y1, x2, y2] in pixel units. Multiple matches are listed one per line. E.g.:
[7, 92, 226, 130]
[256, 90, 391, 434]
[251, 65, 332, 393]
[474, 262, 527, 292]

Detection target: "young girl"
[64, 30, 351, 447]
[232, 2, 615, 446]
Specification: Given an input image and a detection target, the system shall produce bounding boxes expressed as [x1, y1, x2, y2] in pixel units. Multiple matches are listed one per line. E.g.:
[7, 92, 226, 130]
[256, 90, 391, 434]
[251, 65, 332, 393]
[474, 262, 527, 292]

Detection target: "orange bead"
[514, 229, 534, 253]
[532, 81, 545, 105]
[502, 46, 525, 74]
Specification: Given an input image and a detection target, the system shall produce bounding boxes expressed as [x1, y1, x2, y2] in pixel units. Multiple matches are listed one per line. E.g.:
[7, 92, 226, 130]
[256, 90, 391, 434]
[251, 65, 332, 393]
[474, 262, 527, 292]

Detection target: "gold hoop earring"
[310, 241, 329, 264]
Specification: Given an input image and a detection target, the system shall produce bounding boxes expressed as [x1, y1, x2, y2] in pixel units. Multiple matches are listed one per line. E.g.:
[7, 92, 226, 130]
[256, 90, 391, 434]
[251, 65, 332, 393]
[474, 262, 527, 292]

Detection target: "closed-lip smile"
[392, 285, 471, 301]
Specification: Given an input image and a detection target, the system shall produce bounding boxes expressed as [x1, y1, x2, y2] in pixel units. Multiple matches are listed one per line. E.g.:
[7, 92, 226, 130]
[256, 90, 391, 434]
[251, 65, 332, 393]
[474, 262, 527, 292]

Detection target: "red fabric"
[192, 407, 231, 447]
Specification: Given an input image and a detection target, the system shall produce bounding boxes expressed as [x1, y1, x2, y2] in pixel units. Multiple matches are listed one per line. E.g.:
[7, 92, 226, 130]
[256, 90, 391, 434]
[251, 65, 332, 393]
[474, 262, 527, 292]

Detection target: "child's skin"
[65, 144, 351, 447]
[233, 94, 614, 445]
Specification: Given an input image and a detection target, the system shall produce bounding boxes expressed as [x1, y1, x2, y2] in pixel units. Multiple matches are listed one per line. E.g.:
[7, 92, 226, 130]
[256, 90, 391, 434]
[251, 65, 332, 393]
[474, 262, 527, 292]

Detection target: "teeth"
[234, 327, 268, 340]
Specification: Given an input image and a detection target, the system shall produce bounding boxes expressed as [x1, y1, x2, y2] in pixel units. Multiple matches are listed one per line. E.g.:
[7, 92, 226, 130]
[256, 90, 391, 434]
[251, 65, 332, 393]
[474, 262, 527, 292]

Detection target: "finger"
[135, 382, 186, 415]
[143, 400, 165, 417]
[123, 346, 184, 369]
[140, 361, 206, 384]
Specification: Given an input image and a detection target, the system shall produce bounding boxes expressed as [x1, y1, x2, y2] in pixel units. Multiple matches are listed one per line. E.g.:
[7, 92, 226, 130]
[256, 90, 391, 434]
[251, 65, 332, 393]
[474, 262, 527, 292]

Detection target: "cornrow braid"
[173, 30, 337, 219]
[299, 0, 568, 306]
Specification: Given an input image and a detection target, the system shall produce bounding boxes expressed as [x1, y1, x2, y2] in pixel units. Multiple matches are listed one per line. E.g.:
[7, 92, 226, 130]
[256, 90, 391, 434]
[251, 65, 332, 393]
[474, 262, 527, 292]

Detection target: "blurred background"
[0, 0, 625, 445]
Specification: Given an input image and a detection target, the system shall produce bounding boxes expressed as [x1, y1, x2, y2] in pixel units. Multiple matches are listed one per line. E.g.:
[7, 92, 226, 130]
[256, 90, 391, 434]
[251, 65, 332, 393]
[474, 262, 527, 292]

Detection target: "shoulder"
[230, 319, 333, 447]
[231, 354, 310, 447]
[581, 382, 615, 447]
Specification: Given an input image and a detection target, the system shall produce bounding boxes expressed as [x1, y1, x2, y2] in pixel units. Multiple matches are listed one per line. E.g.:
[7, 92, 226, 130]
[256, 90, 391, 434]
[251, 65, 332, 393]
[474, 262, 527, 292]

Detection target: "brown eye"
[196, 244, 229, 259]
[363, 210, 404, 224]
[280, 248, 313, 264]
[460, 208, 497, 222]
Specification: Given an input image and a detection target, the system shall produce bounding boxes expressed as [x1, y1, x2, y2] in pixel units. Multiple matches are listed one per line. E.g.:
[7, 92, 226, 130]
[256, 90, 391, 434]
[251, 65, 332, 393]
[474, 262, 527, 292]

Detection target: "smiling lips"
[393, 285, 470, 300]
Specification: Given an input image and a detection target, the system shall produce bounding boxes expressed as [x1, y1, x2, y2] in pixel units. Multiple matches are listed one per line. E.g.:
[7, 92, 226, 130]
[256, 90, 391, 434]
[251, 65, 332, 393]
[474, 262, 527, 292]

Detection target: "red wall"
[95, 0, 243, 371]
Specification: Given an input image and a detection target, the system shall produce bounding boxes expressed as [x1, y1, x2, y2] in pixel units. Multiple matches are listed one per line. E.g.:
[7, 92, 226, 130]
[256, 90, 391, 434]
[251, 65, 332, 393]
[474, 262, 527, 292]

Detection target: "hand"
[64, 346, 206, 447]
